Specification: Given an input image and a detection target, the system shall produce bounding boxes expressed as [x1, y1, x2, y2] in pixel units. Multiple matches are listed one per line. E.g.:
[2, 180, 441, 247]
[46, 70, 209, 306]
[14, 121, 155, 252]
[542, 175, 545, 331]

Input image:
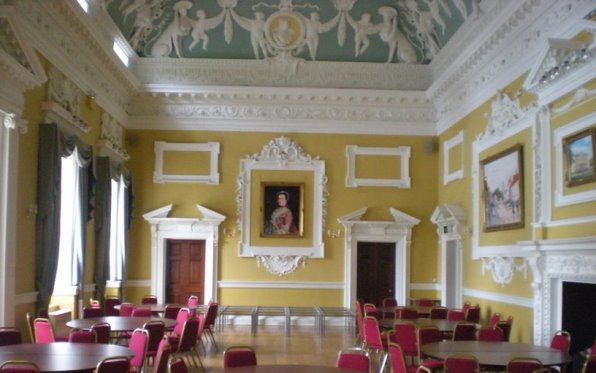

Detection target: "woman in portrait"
[265, 190, 298, 235]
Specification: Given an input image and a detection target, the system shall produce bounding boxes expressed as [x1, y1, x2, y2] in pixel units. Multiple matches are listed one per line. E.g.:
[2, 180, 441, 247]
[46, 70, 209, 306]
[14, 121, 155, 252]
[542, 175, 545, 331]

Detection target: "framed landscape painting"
[481, 145, 524, 232]
[564, 128, 595, 187]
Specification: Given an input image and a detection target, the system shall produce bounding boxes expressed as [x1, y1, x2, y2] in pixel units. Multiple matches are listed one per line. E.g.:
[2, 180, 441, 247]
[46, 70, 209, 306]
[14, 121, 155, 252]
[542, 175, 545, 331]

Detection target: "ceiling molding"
[126, 87, 436, 135]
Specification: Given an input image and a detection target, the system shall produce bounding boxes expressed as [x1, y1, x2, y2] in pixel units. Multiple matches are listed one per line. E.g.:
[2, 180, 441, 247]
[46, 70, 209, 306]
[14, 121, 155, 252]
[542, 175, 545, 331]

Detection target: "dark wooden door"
[166, 239, 205, 304]
[357, 242, 396, 305]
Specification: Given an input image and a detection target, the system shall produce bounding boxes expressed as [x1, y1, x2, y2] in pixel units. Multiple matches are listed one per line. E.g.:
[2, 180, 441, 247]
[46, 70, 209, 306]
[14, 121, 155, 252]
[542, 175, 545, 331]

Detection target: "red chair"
[388, 342, 418, 373]
[382, 298, 398, 319]
[452, 322, 477, 341]
[363, 303, 379, 319]
[164, 304, 181, 320]
[95, 356, 131, 373]
[119, 302, 134, 317]
[171, 316, 204, 371]
[397, 307, 419, 320]
[354, 301, 364, 347]
[582, 354, 596, 373]
[362, 316, 389, 372]
[142, 295, 158, 304]
[169, 357, 189, 373]
[444, 354, 480, 372]
[394, 322, 418, 365]
[89, 298, 101, 308]
[489, 312, 501, 327]
[336, 347, 369, 372]
[128, 328, 149, 373]
[224, 346, 258, 368]
[506, 357, 543, 373]
[203, 301, 219, 351]
[429, 307, 448, 320]
[104, 296, 121, 316]
[477, 325, 504, 342]
[550, 330, 571, 353]
[33, 318, 55, 344]
[91, 322, 111, 344]
[132, 307, 152, 317]
[82, 306, 104, 319]
[68, 329, 96, 343]
[25, 312, 35, 343]
[0, 361, 40, 373]
[497, 320, 513, 342]
[187, 295, 199, 307]
[417, 326, 444, 371]
[447, 309, 465, 321]
[151, 336, 171, 373]
[415, 299, 435, 307]
[0, 327, 22, 346]
[143, 320, 165, 366]
[170, 307, 191, 340]
[465, 306, 480, 323]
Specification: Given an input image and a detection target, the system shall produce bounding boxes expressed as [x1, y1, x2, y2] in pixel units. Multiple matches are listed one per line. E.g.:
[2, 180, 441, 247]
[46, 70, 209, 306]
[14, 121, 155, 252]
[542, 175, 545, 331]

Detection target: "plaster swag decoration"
[481, 257, 528, 286]
[236, 136, 327, 275]
[99, 111, 130, 163]
[43, 66, 89, 133]
[256, 255, 307, 276]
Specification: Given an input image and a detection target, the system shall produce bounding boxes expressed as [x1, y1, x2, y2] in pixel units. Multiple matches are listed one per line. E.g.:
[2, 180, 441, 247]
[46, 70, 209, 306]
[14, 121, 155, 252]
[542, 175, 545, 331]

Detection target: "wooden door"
[166, 239, 205, 304]
[357, 242, 396, 305]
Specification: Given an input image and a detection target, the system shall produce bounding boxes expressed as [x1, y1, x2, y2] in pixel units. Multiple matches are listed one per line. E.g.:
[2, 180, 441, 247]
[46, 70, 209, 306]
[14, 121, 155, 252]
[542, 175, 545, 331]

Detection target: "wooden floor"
[196, 324, 361, 372]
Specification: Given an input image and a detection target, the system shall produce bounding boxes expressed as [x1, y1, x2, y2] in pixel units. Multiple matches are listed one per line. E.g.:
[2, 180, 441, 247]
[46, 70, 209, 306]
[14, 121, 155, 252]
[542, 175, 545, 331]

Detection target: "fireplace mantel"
[518, 236, 596, 346]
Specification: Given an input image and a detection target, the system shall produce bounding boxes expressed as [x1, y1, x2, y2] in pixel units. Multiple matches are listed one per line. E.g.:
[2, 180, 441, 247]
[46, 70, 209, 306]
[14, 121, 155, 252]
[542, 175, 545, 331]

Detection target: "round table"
[0, 342, 133, 372]
[379, 318, 465, 332]
[377, 306, 434, 318]
[209, 365, 364, 372]
[66, 316, 177, 332]
[422, 341, 572, 368]
[114, 303, 200, 313]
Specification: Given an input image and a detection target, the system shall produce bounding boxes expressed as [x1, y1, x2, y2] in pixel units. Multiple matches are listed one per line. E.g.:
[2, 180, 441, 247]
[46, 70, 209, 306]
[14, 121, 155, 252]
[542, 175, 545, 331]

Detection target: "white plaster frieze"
[480, 257, 528, 287]
[256, 255, 308, 276]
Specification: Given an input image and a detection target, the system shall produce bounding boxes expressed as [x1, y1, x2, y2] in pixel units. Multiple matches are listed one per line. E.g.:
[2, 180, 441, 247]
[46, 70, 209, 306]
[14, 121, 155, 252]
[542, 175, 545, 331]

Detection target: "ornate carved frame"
[236, 136, 327, 275]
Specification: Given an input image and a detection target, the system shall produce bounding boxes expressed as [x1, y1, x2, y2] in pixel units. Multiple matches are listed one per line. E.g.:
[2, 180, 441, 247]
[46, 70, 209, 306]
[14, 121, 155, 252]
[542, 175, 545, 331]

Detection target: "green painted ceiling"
[105, 0, 476, 63]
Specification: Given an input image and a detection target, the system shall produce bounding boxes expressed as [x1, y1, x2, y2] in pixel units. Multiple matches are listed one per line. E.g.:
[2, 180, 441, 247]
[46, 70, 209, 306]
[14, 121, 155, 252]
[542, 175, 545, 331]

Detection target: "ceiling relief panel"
[104, 0, 477, 64]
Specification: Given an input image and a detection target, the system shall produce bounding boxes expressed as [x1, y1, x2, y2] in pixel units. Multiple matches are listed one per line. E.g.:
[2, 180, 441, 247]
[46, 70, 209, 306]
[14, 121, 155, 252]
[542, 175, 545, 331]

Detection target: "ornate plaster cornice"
[127, 87, 436, 135]
[11, 0, 139, 124]
[431, 0, 595, 134]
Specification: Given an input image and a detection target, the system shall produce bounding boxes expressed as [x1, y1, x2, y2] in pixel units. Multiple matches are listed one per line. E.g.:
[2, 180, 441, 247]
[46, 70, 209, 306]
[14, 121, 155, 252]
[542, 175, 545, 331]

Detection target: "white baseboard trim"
[410, 282, 440, 291]
[464, 288, 533, 308]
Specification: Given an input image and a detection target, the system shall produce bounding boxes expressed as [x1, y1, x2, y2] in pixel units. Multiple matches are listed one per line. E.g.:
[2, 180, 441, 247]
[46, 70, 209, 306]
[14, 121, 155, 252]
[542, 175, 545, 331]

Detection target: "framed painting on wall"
[563, 128, 595, 187]
[261, 183, 304, 237]
[481, 144, 524, 232]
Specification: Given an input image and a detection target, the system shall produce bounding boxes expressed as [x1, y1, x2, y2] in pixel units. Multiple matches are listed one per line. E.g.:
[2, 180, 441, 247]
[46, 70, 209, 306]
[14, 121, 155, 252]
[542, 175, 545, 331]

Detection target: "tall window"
[53, 150, 84, 294]
[109, 175, 127, 282]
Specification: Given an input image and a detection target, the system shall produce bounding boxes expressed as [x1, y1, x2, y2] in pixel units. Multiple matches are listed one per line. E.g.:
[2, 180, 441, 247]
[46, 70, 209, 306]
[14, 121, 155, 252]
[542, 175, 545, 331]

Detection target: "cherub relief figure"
[303, 11, 340, 60]
[378, 6, 416, 63]
[230, 10, 269, 59]
[345, 12, 382, 57]
[189, 9, 225, 51]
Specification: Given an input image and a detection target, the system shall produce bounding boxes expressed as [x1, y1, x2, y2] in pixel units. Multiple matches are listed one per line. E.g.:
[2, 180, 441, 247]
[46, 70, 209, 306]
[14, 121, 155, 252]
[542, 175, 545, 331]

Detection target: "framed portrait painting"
[563, 128, 596, 187]
[261, 183, 304, 237]
[481, 145, 524, 232]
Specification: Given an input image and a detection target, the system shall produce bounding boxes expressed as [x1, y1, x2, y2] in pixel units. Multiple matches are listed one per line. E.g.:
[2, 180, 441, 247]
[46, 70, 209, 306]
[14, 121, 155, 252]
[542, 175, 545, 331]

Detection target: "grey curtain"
[94, 156, 132, 304]
[35, 123, 93, 312]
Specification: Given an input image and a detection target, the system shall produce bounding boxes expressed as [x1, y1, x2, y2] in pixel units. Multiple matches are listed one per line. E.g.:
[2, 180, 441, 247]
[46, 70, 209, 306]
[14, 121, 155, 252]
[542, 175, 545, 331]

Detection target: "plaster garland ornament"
[480, 256, 528, 286]
[256, 254, 307, 276]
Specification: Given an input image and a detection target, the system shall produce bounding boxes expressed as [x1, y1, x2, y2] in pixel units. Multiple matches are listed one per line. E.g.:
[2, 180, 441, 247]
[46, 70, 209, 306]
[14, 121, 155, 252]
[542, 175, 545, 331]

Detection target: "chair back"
[430, 306, 448, 320]
[89, 298, 101, 308]
[82, 306, 104, 319]
[447, 309, 466, 321]
[506, 357, 543, 373]
[363, 303, 378, 319]
[164, 304, 182, 320]
[397, 307, 419, 320]
[550, 330, 571, 353]
[477, 326, 504, 342]
[417, 326, 442, 361]
[465, 306, 481, 323]
[336, 347, 369, 372]
[582, 354, 596, 373]
[142, 295, 158, 304]
[173, 307, 191, 336]
[497, 321, 512, 341]
[95, 356, 131, 373]
[489, 312, 501, 327]
[143, 320, 166, 358]
[444, 354, 480, 372]
[415, 299, 434, 307]
[151, 336, 171, 373]
[104, 296, 121, 316]
[382, 298, 398, 307]
[0, 360, 40, 373]
[0, 327, 22, 346]
[204, 302, 219, 330]
[393, 322, 417, 358]
[25, 312, 35, 343]
[91, 322, 111, 344]
[387, 342, 410, 373]
[169, 357, 189, 373]
[187, 295, 199, 307]
[453, 322, 477, 341]
[362, 316, 384, 350]
[33, 318, 55, 344]
[175, 316, 199, 354]
[224, 346, 258, 368]
[132, 307, 152, 317]
[128, 328, 149, 372]
[119, 302, 134, 317]
[68, 329, 97, 343]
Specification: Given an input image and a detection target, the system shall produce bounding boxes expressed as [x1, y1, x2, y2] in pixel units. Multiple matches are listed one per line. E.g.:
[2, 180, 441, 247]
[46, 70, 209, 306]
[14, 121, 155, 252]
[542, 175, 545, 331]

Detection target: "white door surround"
[339, 207, 420, 308]
[143, 204, 225, 303]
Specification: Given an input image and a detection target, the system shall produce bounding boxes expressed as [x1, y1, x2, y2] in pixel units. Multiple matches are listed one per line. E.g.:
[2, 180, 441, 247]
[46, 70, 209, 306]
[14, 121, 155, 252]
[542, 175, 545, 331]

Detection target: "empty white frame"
[345, 145, 411, 188]
[443, 130, 464, 185]
[153, 141, 220, 184]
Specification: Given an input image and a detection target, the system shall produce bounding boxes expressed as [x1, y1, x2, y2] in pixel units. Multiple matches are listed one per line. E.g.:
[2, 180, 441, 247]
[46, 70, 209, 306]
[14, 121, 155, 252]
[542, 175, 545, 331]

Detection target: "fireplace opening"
[562, 281, 596, 355]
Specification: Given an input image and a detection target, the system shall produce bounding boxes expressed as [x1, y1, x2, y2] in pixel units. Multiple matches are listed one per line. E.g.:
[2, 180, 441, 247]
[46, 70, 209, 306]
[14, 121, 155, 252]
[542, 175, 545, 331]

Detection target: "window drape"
[94, 156, 132, 304]
[35, 123, 93, 312]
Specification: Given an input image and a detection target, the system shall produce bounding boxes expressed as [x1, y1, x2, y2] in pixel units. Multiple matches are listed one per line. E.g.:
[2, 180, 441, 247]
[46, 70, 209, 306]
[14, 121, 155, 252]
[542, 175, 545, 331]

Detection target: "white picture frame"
[345, 145, 411, 188]
[153, 141, 220, 184]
